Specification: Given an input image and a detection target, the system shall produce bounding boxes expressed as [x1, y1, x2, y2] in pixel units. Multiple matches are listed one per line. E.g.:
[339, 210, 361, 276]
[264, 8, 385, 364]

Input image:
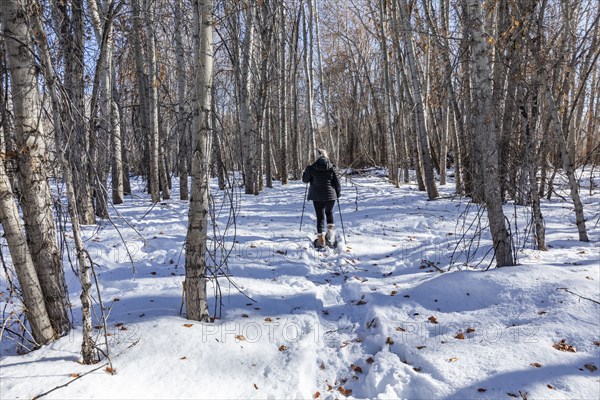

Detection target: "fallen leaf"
[390, 290, 397, 296]
[366, 357, 375, 364]
[115, 322, 124, 327]
[553, 339, 576, 352]
[70, 373, 81, 378]
[279, 345, 288, 351]
[584, 363, 597, 372]
[340, 341, 349, 348]
[594, 341, 600, 347]
[105, 367, 116, 375]
[466, 327, 476, 334]
[530, 362, 542, 368]
[351, 364, 363, 373]
[448, 357, 458, 362]
[119, 326, 128, 331]
[428, 316, 438, 324]
[241, 314, 249, 318]
[264, 317, 273, 322]
[455, 332, 465, 340]
[416, 345, 426, 350]
[396, 326, 406, 332]
[314, 391, 320, 399]
[180, 356, 187, 360]
[477, 388, 487, 393]
[235, 335, 245, 341]
[326, 384, 333, 391]
[254, 383, 259, 390]
[319, 362, 326, 370]
[538, 310, 547, 315]
[386, 337, 395, 345]
[413, 367, 422, 372]
[183, 323, 193, 328]
[547, 384, 554, 390]
[276, 250, 286, 255]
[338, 387, 352, 396]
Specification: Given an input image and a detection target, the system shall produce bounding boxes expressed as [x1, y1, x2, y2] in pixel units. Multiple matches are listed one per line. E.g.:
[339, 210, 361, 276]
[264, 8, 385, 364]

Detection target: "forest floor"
[1, 170, 599, 399]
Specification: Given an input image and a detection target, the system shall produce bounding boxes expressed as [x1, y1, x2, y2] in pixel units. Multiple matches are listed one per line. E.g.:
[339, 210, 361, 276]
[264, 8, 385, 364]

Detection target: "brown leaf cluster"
[553, 339, 576, 352]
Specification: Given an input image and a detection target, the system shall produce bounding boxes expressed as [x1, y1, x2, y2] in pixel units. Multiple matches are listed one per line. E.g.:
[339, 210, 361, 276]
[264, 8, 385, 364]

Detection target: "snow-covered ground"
[1, 171, 599, 399]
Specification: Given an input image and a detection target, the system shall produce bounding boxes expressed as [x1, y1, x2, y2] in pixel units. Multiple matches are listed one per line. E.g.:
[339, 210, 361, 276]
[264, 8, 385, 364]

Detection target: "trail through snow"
[1, 173, 599, 399]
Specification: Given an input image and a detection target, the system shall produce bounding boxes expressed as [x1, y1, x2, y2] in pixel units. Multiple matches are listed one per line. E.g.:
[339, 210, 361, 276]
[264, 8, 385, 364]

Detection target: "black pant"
[313, 200, 335, 233]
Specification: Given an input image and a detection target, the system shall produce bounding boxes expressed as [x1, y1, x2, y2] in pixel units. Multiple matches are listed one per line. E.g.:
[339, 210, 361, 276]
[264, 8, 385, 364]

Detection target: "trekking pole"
[337, 199, 347, 244]
[299, 183, 308, 231]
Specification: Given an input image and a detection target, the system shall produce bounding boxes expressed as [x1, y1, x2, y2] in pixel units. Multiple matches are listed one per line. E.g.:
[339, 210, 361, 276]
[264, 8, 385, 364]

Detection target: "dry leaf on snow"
[338, 387, 352, 396]
[553, 339, 576, 352]
[351, 364, 363, 373]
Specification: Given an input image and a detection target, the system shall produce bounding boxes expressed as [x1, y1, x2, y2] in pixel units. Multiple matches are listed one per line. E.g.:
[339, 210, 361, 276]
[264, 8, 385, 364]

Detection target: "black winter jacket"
[302, 157, 341, 201]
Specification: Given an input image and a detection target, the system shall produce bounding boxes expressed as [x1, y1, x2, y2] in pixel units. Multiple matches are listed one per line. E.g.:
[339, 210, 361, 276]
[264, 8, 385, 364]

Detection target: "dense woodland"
[0, 0, 598, 363]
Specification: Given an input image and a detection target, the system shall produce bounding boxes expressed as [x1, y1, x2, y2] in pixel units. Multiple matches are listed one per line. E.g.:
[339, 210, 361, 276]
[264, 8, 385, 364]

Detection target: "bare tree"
[465, 0, 514, 266]
[185, 0, 213, 321]
[1, 0, 71, 334]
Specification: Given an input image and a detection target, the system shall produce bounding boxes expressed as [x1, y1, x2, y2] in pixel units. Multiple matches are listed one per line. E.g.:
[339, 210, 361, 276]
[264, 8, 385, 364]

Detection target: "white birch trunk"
[0, 131, 55, 345]
[143, 0, 162, 202]
[185, 0, 213, 322]
[398, 0, 438, 199]
[2, 0, 71, 334]
[466, 0, 514, 266]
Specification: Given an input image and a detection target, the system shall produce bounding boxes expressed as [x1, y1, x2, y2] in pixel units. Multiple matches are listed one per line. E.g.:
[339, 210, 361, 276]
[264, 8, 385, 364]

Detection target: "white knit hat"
[317, 148, 328, 159]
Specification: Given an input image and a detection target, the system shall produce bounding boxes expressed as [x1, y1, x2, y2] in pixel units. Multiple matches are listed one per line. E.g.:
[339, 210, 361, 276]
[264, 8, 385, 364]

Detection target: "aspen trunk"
[541, 73, 589, 242]
[378, 0, 399, 186]
[2, 0, 71, 334]
[466, 0, 514, 267]
[185, 0, 213, 322]
[0, 129, 55, 345]
[398, 0, 438, 199]
[240, 2, 257, 194]
[143, 0, 162, 202]
[175, 0, 189, 200]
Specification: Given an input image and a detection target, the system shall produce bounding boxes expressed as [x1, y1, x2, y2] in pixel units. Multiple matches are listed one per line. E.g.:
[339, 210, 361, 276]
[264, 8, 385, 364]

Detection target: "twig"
[88, 252, 113, 369]
[32, 362, 111, 400]
[557, 287, 600, 305]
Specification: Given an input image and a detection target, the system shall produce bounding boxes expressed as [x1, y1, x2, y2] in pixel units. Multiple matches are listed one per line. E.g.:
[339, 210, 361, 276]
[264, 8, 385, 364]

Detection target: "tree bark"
[466, 0, 515, 267]
[0, 131, 55, 345]
[2, 0, 71, 334]
[175, 0, 189, 200]
[143, 0, 162, 202]
[185, 0, 213, 322]
[398, 0, 438, 199]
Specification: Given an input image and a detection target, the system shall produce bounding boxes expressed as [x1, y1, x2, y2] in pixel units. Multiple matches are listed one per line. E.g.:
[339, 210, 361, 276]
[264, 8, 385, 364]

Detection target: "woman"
[302, 149, 341, 248]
